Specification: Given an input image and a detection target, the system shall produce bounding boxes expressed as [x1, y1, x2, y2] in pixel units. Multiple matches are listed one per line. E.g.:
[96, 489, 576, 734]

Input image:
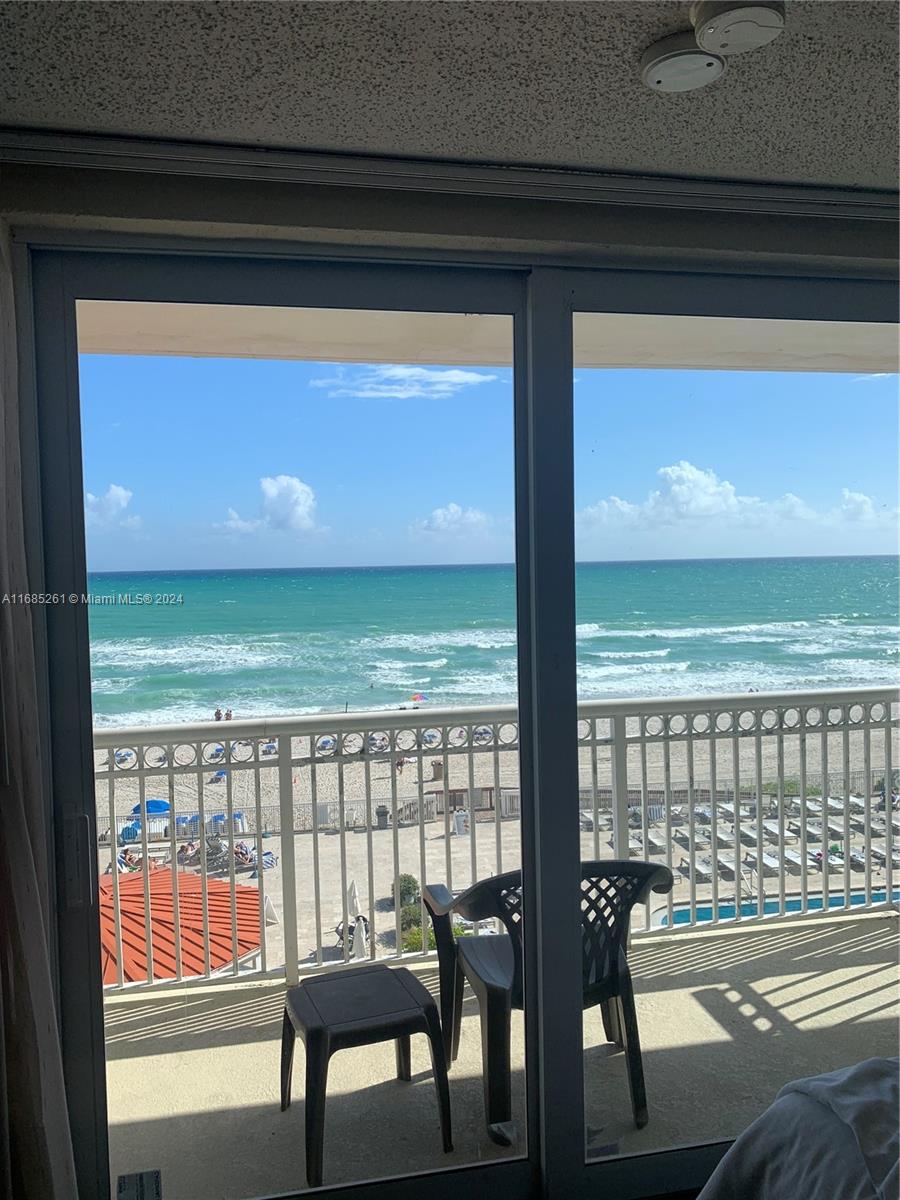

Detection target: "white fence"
[93, 686, 898, 990]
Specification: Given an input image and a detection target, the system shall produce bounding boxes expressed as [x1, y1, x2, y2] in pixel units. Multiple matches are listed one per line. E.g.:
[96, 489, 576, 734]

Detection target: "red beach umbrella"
[98, 868, 267, 984]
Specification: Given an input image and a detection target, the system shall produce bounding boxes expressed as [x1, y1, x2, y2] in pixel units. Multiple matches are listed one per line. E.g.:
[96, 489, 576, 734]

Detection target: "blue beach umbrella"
[130, 798, 171, 816]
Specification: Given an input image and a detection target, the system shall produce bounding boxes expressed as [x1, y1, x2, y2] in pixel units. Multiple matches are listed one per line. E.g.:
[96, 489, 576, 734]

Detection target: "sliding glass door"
[24, 246, 897, 1200]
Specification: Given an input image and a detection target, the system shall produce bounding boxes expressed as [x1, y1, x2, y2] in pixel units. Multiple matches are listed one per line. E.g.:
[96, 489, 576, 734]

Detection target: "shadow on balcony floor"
[104, 911, 898, 1196]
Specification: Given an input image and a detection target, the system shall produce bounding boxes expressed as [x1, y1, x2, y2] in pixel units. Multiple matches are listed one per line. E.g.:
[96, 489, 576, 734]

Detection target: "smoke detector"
[690, 2, 786, 55]
[640, 33, 726, 93]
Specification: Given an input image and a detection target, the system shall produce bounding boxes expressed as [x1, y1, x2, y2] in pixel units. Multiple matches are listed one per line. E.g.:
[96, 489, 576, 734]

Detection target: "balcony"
[96, 686, 898, 1195]
[103, 910, 898, 1196]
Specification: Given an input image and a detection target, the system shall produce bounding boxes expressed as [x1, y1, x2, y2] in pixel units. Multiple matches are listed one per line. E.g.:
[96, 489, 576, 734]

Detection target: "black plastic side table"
[280, 962, 453, 1187]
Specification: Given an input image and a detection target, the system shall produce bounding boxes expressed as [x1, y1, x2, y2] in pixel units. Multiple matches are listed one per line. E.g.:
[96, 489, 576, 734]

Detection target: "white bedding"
[698, 1058, 899, 1200]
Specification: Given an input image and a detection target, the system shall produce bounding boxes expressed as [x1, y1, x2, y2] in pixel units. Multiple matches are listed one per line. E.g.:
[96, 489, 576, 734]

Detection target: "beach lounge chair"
[782, 849, 805, 873]
[423, 860, 673, 1143]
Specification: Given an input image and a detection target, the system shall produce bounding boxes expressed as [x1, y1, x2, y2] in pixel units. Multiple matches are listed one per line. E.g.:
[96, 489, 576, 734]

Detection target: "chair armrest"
[423, 883, 456, 916]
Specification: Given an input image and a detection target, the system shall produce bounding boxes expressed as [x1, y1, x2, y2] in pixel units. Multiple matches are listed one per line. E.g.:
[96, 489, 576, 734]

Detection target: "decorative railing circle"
[142, 744, 168, 768]
[341, 731, 364, 754]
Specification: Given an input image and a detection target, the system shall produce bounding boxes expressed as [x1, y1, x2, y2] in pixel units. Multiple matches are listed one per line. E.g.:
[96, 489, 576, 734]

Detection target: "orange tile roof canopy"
[98, 869, 264, 984]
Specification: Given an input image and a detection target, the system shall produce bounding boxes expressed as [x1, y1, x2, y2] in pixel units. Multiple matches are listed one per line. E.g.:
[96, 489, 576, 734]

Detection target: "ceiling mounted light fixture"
[640, 32, 726, 93]
[690, 1, 786, 55]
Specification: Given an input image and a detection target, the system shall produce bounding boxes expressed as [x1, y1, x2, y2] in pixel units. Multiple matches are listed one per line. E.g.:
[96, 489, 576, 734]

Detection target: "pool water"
[663, 889, 900, 925]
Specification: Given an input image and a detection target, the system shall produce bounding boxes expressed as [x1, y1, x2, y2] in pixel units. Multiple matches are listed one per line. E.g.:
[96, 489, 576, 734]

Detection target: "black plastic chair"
[423, 859, 673, 1144]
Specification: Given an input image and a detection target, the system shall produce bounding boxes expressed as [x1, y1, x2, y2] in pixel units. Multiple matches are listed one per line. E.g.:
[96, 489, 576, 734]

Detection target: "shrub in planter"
[392, 872, 420, 908]
[400, 903, 422, 932]
[401, 925, 436, 953]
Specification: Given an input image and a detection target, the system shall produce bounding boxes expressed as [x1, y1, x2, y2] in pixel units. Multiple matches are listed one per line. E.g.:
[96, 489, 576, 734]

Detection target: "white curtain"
[0, 221, 78, 1197]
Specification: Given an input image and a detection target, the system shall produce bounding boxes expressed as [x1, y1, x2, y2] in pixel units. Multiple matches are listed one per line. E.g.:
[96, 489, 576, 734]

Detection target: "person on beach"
[214, 707, 223, 721]
[225, 709, 233, 721]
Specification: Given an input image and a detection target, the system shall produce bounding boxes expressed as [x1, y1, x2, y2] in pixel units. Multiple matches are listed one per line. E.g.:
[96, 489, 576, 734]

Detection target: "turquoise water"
[664, 889, 900, 925]
[87, 555, 898, 727]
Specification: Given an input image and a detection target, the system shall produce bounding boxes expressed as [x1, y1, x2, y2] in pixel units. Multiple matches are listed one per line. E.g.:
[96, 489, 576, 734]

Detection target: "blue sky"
[78, 355, 899, 570]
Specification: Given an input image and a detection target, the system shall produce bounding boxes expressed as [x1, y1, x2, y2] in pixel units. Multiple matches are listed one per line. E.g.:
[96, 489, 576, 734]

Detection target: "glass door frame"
[558, 264, 899, 1200]
[21, 242, 897, 1200]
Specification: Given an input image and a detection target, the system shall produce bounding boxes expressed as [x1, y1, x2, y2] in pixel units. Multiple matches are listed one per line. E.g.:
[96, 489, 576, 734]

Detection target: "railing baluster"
[885, 707, 894, 904]
[417, 732, 428, 957]
[639, 724, 650, 931]
[731, 717, 742, 923]
[390, 732, 402, 959]
[278, 734, 300, 985]
[337, 752, 349, 964]
[863, 718, 872, 906]
[196, 743, 210, 978]
[842, 713, 851, 909]
[467, 725, 478, 896]
[611, 714, 629, 860]
[686, 728, 696, 924]
[799, 718, 809, 915]
[442, 742, 452, 892]
[590, 722, 600, 860]
[166, 742, 182, 982]
[309, 739, 323, 969]
[364, 753, 376, 960]
[754, 720, 764, 919]
[225, 744, 238, 976]
[492, 725, 503, 875]
[709, 709, 719, 924]
[138, 761, 153, 983]
[776, 721, 785, 918]
[107, 749, 124, 988]
[253, 741, 267, 974]
[662, 732, 674, 928]
[820, 721, 830, 914]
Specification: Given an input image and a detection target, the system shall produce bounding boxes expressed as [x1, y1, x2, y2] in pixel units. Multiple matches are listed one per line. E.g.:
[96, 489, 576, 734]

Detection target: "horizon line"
[86, 552, 899, 576]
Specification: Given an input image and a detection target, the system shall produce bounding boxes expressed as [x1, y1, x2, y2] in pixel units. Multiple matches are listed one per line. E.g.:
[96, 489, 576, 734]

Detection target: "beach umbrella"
[410, 692, 428, 703]
[353, 916, 368, 960]
[130, 798, 170, 816]
[98, 868, 275, 984]
[347, 878, 361, 918]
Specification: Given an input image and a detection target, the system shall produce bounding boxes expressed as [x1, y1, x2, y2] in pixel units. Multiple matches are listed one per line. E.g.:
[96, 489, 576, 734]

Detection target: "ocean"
[87, 556, 898, 728]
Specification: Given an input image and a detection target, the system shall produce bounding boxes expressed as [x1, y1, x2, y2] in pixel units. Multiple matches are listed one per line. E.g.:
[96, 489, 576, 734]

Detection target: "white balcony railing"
[93, 686, 899, 991]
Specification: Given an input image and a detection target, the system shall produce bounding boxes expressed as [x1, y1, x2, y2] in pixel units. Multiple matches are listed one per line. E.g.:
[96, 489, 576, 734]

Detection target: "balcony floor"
[105, 910, 898, 1197]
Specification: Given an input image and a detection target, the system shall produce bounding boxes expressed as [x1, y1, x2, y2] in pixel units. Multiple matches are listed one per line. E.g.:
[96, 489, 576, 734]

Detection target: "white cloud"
[222, 475, 317, 536]
[578, 460, 896, 540]
[839, 488, 878, 522]
[310, 364, 497, 400]
[412, 502, 490, 537]
[85, 484, 141, 530]
[851, 373, 893, 383]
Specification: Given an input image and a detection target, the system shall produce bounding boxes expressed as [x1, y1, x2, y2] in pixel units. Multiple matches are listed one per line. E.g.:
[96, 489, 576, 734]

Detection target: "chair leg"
[600, 998, 623, 1048]
[424, 1005, 454, 1153]
[480, 988, 513, 1144]
[280, 1009, 296, 1111]
[450, 957, 464, 1063]
[618, 975, 648, 1129]
[304, 1033, 331, 1189]
[438, 949, 458, 1063]
[395, 1033, 412, 1081]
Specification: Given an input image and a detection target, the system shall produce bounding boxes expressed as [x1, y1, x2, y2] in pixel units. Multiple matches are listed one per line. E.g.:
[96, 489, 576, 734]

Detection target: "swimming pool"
[661, 889, 900, 925]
